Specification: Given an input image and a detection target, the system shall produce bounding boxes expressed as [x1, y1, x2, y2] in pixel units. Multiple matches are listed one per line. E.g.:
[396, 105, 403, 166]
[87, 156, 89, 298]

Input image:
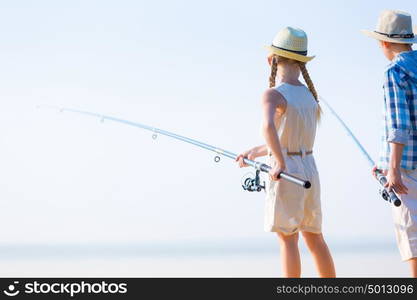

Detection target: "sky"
[0, 0, 416, 247]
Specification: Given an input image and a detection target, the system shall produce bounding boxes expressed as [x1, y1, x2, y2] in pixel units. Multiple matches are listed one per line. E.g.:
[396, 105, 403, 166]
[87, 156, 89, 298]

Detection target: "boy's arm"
[384, 67, 411, 194]
[387, 143, 408, 194]
[384, 67, 411, 143]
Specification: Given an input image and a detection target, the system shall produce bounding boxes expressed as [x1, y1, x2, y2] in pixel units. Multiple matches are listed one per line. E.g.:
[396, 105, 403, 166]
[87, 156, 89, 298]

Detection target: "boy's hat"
[265, 27, 315, 63]
[361, 10, 417, 44]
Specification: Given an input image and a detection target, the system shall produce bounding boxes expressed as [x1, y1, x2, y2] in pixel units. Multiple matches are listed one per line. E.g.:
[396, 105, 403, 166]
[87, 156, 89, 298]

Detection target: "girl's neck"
[276, 73, 302, 86]
[276, 65, 302, 86]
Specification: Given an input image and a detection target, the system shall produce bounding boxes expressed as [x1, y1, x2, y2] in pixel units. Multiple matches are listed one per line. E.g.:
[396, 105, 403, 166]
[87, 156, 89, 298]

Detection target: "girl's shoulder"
[274, 82, 307, 93]
[261, 88, 287, 106]
[273, 83, 317, 109]
[261, 88, 287, 115]
[273, 83, 306, 101]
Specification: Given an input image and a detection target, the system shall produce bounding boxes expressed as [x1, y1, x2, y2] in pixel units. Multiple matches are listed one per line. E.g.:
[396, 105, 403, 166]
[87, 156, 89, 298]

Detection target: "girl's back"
[273, 83, 318, 153]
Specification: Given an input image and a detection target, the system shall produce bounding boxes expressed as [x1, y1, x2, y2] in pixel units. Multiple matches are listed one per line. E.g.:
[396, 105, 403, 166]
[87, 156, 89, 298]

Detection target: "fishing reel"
[242, 170, 265, 192]
[379, 188, 390, 202]
[379, 188, 402, 207]
[375, 171, 402, 207]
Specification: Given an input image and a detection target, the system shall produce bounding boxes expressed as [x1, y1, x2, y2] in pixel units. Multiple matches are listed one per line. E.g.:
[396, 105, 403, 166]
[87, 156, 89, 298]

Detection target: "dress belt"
[268, 150, 313, 156]
[287, 150, 313, 156]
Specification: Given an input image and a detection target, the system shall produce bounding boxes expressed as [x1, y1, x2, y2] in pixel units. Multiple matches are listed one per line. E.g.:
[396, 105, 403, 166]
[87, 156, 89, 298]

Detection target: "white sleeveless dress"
[264, 83, 322, 235]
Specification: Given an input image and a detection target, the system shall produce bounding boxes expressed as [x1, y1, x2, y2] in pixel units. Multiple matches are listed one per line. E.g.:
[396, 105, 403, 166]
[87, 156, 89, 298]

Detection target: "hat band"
[374, 31, 415, 39]
[271, 45, 307, 56]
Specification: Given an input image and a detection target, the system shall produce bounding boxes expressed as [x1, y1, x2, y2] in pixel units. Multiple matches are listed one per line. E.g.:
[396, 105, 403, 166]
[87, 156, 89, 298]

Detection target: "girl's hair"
[269, 55, 279, 89]
[268, 54, 322, 120]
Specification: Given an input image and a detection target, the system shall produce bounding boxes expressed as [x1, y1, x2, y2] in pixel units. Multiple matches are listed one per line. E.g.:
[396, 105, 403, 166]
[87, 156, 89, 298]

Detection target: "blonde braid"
[269, 55, 278, 88]
[298, 61, 322, 120]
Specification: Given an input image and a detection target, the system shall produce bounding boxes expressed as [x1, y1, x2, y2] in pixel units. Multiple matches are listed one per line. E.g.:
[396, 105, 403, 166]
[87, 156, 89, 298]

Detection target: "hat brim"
[264, 45, 315, 62]
[361, 29, 417, 44]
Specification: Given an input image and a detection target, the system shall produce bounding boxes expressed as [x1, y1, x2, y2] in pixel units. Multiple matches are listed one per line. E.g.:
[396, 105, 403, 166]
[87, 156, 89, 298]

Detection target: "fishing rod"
[39, 105, 311, 191]
[320, 98, 401, 207]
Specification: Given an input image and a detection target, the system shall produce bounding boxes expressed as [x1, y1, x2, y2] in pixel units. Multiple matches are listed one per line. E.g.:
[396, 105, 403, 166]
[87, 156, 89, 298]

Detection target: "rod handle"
[375, 170, 401, 207]
[279, 172, 312, 189]
[258, 164, 311, 189]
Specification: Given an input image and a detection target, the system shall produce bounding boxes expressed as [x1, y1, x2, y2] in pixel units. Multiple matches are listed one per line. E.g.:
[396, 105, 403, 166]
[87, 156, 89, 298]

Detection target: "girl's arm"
[236, 144, 267, 168]
[240, 144, 268, 160]
[261, 89, 286, 178]
[252, 144, 268, 157]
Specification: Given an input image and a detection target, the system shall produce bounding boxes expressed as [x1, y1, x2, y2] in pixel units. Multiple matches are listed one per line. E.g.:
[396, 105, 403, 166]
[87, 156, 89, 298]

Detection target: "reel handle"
[240, 159, 311, 189]
[242, 170, 265, 192]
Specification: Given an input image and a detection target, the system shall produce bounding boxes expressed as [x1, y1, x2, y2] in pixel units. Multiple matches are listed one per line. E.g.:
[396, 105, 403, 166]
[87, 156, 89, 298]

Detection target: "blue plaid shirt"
[378, 50, 417, 170]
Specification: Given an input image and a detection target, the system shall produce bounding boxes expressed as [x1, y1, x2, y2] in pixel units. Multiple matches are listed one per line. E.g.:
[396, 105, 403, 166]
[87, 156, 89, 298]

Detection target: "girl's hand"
[236, 148, 257, 168]
[269, 163, 286, 181]
[385, 167, 408, 194]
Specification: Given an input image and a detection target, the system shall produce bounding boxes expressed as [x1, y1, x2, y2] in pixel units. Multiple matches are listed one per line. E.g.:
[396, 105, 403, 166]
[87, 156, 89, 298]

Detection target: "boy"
[362, 10, 417, 277]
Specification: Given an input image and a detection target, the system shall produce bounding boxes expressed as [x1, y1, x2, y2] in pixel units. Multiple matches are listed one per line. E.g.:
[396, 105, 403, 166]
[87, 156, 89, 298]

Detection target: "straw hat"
[361, 10, 417, 44]
[265, 27, 315, 63]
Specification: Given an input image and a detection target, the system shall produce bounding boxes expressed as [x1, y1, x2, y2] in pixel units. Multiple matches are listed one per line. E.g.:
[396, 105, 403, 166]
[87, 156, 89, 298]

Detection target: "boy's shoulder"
[384, 56, 405, 74]
[384, 51, 417, 84]
[384, 63, 406, 85]
[384, 61, 409, 85]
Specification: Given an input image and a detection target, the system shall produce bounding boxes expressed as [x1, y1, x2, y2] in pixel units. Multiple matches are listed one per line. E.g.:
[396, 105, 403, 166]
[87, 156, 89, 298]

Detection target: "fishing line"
[38, 105, 311, 191]
[320, 97, 401, 207]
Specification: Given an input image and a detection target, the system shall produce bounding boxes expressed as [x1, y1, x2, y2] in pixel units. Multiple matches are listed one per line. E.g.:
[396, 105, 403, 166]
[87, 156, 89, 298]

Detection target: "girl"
[237, 27, 335, 277]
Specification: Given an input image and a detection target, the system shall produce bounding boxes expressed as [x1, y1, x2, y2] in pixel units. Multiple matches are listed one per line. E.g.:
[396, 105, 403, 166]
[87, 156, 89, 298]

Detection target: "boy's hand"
[385, 167, 408, 194]
[371, 165, 387, 178]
